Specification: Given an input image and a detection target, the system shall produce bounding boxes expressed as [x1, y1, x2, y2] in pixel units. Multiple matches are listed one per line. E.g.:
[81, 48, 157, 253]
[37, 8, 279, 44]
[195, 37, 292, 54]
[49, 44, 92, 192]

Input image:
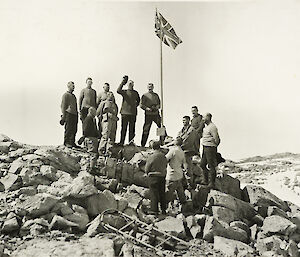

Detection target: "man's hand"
[121, 75, 128, 85]
[146, 107, 152, 112]
[60, 115, 65, 126]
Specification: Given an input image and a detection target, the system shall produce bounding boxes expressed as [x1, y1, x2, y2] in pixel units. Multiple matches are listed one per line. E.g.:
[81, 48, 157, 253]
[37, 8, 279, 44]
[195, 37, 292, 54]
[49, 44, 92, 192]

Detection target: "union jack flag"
[155, 11, 183, 49]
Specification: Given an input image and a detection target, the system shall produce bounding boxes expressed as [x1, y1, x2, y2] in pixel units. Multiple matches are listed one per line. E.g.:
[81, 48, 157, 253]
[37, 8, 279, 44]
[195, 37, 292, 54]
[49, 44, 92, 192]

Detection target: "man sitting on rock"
[144, 140, 168, 215]
[97, 92, 118, 156]
[82, 107, 99, 173]
[165, 137, 188, 208]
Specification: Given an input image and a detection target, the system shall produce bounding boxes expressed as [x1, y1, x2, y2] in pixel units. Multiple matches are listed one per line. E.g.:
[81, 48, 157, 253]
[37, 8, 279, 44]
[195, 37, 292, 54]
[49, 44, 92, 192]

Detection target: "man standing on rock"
[79, 78, 97, 124]
[60, 81, 79, 148]
[82, 107, 99, 173]
[145, 140, 168, 215]
[200, 113, 220, 189]
[97, 92, 118, 155]
[178, 116, 198, 188]
[140, 83, 161, 147]
[191, 106, 205, 154]
[165, 137, 188, 207]
[117, 76, 140, 146]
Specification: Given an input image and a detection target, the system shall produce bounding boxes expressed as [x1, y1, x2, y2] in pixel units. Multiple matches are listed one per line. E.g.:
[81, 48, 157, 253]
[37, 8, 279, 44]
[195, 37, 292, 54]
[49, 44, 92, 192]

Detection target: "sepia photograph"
[0, 0, 300, 256]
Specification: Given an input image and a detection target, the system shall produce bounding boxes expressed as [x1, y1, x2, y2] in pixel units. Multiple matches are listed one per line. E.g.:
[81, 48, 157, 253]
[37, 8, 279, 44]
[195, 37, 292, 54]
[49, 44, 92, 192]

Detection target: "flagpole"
[159, 12, 164, 127]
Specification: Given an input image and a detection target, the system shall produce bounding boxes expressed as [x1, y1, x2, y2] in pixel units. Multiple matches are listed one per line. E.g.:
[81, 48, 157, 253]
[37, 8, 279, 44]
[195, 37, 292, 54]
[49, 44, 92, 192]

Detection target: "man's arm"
[61, 94, 68, 119]
[182, 155, 188, 171]
[211, 126, 220, 146]
[78, 89, 84, 110]
[96, 101, 105, 118]
[165, 148, 174, 162]
[136, 92, 140, 107]
[140, 95, 151, 111]
[144, 156, 152, 174]
[156, 94, 161, 110]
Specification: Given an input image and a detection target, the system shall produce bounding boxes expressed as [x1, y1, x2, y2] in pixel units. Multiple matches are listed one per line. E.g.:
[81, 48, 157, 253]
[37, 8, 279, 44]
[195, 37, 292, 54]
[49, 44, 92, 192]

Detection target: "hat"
[151, 140, 161, 150]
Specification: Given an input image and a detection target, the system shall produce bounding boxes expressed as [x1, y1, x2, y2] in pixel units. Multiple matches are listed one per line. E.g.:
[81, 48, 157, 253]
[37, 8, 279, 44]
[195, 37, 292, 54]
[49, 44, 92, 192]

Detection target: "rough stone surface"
[213, 236, 255, 257]
[267, 206, 289, 219]
[8, 158, 25, 174]
[155, 217, 185, 235]
[192, 185, 210, 208]
[215, 174, 242, 199]
[64, 212, 89, 231]
[256, 235, 288, 256]
[262, 215, 297, 236]
[49, 215, 79, 230]
[0, 173, 20, 191]
[207, 190, 257, 221]
[1, 217, 20, 233]
[211, 206, 238, 224]
[20, 193, 59, 218]
[243, 185, 290, 212]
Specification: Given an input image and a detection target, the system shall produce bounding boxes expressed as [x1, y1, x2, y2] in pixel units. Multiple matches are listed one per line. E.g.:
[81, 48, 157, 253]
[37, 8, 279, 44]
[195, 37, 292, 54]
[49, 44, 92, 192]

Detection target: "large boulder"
[132, 171, 148, 188]
[86, 190, 118, 217]
[155, 216, 185, 236]
[213, 236, 255, 257]
[8, 158, 25, 174]
[120, 163, 135, 184]
[203, 216, 248, 243]
[256, 235, 289, 256]
[49, 215, 79, 231]
[20, 167, 52, 186]
[215, 174, 242, 199]
[63, 174, 98, 199]
[243, 185, 290, 212]
[64, 212, 90, 231]
[211, 206, 238, 224]
[262, 215, 297, 236]
[207, 190, 256, 221]
[192, 185, 210, 209]
[20, 193, 59, 218]
[0, 173, 21, 191]
[20, 218, 49, 237]
[1, 217, 20, 233]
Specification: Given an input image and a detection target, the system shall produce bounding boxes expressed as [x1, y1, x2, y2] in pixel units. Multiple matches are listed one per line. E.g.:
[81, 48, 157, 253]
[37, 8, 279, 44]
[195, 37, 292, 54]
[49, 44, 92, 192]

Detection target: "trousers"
[64, 112, 78, 146]
[85, 137, 99, 169]
[99, 119, 117, 153]
[141, 114, 161, 147]
[200, 146, 218, 186]
[165, 179, 186, 205]
[148, 176, 166, 213]
[120, 115, 137, 144]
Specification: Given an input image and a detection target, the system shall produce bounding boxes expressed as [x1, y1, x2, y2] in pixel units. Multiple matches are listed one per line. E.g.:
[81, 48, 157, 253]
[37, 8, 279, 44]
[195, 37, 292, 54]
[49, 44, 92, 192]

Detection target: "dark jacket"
[61, 92, 78, 116]
[117, 85, 140, 115]
[145, 150, 167, 177]
[83, 115, 99, 138]
[140, 92, 160, 115]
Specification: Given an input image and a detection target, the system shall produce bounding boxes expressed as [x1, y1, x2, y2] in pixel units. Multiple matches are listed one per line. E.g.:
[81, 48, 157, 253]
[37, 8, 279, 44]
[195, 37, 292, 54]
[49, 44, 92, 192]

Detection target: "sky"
[1, 0, 300, 160]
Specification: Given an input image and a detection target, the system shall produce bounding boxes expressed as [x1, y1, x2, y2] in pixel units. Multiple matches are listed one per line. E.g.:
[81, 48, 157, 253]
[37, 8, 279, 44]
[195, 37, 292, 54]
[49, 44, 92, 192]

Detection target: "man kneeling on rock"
[165, 137, 188, 208]
[82, 107, 99, 173]
[145, 140, 168, 215]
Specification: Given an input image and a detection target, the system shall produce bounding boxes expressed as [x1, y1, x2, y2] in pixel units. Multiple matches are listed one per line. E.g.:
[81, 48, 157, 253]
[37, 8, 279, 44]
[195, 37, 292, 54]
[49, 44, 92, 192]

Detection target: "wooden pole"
[159, 12, 164, 126]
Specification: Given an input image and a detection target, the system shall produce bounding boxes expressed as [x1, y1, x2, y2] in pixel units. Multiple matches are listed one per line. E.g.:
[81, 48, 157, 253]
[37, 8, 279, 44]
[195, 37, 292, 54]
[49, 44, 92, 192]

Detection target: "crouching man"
[83, 107, 99, 173]
[165, 137, 188, 208]
[145, 141, 168, 215]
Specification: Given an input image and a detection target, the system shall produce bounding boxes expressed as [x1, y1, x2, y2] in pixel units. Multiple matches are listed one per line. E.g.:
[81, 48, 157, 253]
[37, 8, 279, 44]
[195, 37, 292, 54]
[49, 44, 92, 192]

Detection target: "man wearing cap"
[82, 107, 99, 173]
[97, 92, 118, 155]
[117, 76, 140, 146]
[177, 116, 198, 188]
[200, 113, 220, 189]
[79, 78, 97, 123]
[60, 81, 78, 148]
[191, 106, 205, 154]
[140, 83, 161, 147]
[165, 137, 188, 207]
[144, 141, 168, 215]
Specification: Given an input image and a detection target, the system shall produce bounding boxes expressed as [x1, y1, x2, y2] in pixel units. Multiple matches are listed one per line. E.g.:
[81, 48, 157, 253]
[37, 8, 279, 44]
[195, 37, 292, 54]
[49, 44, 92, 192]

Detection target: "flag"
[155, 11, 182, 49]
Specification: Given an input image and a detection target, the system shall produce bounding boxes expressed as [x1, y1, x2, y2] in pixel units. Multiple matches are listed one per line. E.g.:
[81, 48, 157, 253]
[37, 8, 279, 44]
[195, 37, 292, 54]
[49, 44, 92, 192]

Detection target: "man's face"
[191, 107, 198, 116]
[203, 114, 210, 124]
[103, 84, 110, 92]
[86, 79, 93, 87]
[128, 81, 134, 90]
[148, 84, 154, 92]
[68, 83, 75, 92]
[107, 92, 113, 101]
[183, 118, 189, 127]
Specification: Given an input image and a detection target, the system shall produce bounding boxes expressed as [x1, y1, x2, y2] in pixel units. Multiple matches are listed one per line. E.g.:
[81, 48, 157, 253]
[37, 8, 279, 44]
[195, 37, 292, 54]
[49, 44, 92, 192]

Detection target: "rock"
[17, 186, 37, 196]
[86, 215, 106, 237]
[119, 145, 141, 161]
[230, 221, 250, 236]
[0, 173, 21, 191]
[8, 158, 25, 174]
[1, 217, 19, 233]
[215, 174, 242, 199]
[212, 206, 237, 224]
[52, 202, 74, 216]
[251, 214, 264, 226]
[0, 134, 12, 142]
[203, 216, 248, 243]
[267, 206, 289, 219]
[123, 191, 143, 209]
[213, 236, 255, 257]
[250, 224, 259, 241]
[132, 171, 148, 188]
[21, 193, 59, 218]
[39, 165, 58, 181]
[286, 201, 300, 216]
[207, 190, 257, 221]
[287, 240, 299, 257]
[117, 198, 129, 212]
[20, 218, 49, 236]
[291, 213, 300, 230]
[49, 215, 79, 230]
[64, 212, 89, 231]
[0, 142, 10, 154]
[105, 158, 117, 178]
[256, 235, 288, 256]
[20, 167, 51, 186]
[194, 214, 207, 228]
[35, 148, 80, 173]
[72, 204, 87, 214]
[86, 191, 118, 217]
[121, 163, 135, 184]
[102, 213, 127, 230]
[9, 148, 32, 158]
[243, 185, 290, 212]
[262, 215, 297, 236]
[155, 216, 185, 236]
[94, 177, 118, 192]
[123, 207, 138, 219]
[63, 175, 98, 198]
[0, 181, 4, 192]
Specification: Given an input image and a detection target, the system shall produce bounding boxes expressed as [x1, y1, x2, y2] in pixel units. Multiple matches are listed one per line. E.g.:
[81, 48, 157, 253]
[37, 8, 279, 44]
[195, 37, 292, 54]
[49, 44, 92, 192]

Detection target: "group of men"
[61, 75, 221, 215]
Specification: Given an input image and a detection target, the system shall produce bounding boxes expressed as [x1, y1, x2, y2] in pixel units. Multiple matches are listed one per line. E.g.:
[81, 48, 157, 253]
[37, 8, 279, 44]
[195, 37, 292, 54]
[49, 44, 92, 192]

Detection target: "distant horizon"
[1, 0, 300, 160]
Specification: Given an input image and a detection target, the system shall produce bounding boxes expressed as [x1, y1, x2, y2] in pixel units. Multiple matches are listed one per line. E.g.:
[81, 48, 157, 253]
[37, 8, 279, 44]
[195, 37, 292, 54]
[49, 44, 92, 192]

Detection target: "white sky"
[1, 0, 300, 160]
